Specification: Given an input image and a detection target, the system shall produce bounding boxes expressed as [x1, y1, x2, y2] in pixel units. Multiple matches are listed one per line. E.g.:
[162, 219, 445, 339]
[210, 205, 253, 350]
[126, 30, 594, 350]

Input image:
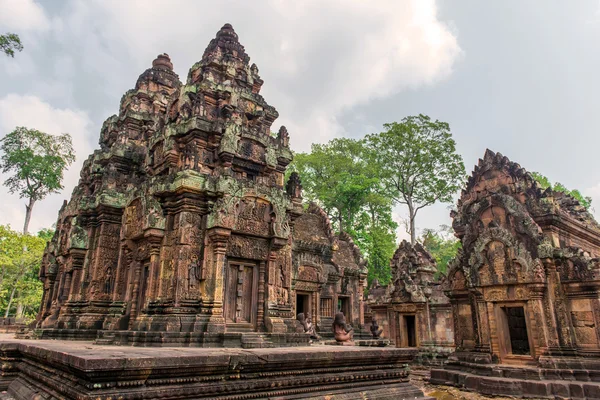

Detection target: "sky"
[0, 0, 599, 240]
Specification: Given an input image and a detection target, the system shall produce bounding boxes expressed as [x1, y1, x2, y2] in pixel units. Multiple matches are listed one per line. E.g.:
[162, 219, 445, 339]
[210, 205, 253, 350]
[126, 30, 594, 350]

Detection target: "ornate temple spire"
[201, 23, 250, 64]
[152, 53, 174, 71]
[135, 53, 180, 90]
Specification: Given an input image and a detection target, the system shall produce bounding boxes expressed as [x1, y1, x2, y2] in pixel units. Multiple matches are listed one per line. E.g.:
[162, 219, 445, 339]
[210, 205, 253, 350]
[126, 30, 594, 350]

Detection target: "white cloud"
[0, 94, 94, 233]
[0, 0, 462, 233]
[44, 0, 461, 150]
[0, 0, 50, 31]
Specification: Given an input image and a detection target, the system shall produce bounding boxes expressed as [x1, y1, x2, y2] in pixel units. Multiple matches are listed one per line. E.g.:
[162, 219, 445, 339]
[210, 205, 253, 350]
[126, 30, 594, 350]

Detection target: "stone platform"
[0, 334, 432, 400]
[430, 352, 600, 399]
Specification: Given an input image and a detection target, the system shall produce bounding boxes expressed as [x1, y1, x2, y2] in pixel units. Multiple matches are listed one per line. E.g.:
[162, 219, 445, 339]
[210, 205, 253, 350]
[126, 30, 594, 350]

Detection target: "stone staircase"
[94, 332, 116, 345]
[241, 333, 275, 348]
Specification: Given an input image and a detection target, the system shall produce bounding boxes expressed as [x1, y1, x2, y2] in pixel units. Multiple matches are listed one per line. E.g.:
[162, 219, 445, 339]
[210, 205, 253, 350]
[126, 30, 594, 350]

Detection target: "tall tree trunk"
[407, 199, 416, 245]
[4, 286, 17, 318]
[16, 303, 23, 319]
[23, 197, 35, 234]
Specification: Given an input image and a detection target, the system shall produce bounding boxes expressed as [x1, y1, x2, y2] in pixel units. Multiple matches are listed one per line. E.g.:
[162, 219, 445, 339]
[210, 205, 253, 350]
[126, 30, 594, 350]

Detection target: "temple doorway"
[400, 315, 417, 347]
[503, 306, 530, 355]
[338, 296, 350, 319]
[225, 260, 258, 327]
[296, 292, 311, 316]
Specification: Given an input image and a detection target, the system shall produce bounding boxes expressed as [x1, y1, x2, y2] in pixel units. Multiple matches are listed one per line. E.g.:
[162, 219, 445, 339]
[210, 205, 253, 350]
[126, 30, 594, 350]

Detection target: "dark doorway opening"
[337, 297, 350, 319]
[505, 307, 530, 355]
[297, 293, 310, 316]
[403, 315, 417, 347]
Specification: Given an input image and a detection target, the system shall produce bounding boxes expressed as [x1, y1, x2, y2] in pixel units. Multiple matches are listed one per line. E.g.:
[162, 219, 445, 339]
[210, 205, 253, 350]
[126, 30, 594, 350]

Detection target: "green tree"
[531, 172, 592, 210]
[366, 115, 466, 244]
[289, 138, 397, 286]
[290, 138, 378, 232]
[0, 127, 75, 234]
[421, 225, 461, 276]
[0, 225, 46, 319]
[1, 33, 23, 57]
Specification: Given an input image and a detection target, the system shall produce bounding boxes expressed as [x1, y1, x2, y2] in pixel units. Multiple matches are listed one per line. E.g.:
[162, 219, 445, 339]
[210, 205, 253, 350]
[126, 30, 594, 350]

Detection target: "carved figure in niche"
[188, 254, 201, 290]
[370, 316, 384, 339]
[333, 312, 354, 343]
[104, 267, 114, 295]
[297, 312, 320, 339]
[276, 264, 289, 305]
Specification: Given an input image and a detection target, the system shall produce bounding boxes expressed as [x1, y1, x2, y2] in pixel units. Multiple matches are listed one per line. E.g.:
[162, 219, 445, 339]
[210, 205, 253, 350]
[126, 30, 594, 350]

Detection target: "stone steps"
[94, 333, 116, 345]
[241, 333, 276, 348]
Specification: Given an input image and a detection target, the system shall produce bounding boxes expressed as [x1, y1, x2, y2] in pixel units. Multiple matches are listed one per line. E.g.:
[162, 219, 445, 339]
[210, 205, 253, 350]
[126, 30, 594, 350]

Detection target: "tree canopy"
[421, 225, 461, 276]
[0, 127, 75, 233]
[0, 225, 47, 319]
[0, 33, 23, 57]
[365, 115, 466, 244]
[531, 172, 592, 210]
[289, 138, 397, 286]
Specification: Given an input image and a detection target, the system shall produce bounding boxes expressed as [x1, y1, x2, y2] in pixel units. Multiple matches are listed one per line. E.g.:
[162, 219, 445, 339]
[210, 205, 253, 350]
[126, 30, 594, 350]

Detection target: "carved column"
[475, 292, 491, 353]
[590, 287, 600, 348]
[127, 260, 143, 329]
[544, 258, 575, 353]
[257, 260, 266, 331]
[359, 274, 367, 328]
[146, 233, 163, 303]
[196, 227, 230, 333]
[529, 283, 549, 356]
[68, 249, 87, 301]
[486, 301, 499, 358]
[451, 300, 462, 350]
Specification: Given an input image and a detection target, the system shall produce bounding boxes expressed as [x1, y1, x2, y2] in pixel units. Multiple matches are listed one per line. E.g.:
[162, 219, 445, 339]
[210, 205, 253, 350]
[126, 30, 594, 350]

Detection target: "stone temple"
[0, 24, 433, 400]
[431, 150, 600, 398]
[367, 240, 454, 365]
[36, 24, 368, 345]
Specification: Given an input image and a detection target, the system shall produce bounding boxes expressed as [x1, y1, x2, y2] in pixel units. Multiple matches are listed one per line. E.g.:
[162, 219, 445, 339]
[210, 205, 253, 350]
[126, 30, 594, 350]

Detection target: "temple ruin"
[0, 23, 438, 400]
[430, 149, 600, 398]
[367, 240, 454, 364]
[34, 24, 370, 346]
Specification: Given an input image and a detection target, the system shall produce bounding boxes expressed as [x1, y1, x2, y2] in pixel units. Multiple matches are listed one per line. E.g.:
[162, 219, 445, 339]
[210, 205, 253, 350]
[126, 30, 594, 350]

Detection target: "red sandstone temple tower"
[36, 24, 367, 345]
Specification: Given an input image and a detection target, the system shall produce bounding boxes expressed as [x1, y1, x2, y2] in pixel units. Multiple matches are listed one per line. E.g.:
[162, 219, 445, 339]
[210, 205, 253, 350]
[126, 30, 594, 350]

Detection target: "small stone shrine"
[430, 150, 600, 398]
[35, 24, 366, 346]
[368, 240, 454, 364]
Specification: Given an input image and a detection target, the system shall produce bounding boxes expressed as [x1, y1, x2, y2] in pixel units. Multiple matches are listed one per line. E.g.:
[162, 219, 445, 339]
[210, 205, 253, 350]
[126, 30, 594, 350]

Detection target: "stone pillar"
[127, 260, 143, 329]
[146, 237, 163, 303]
[544, 259, 575, 353]
[359, 274, 367, 328]
[529, 283, 549, 357]
[590, 288, 600, 348]
[195, 227, 230, 333]
[475, 293, 491, 353]
[451, 300, 462, 350]
[68, 249, 86, 301]
[486, 301, 500, 358]
[257, 260, 266, 331]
